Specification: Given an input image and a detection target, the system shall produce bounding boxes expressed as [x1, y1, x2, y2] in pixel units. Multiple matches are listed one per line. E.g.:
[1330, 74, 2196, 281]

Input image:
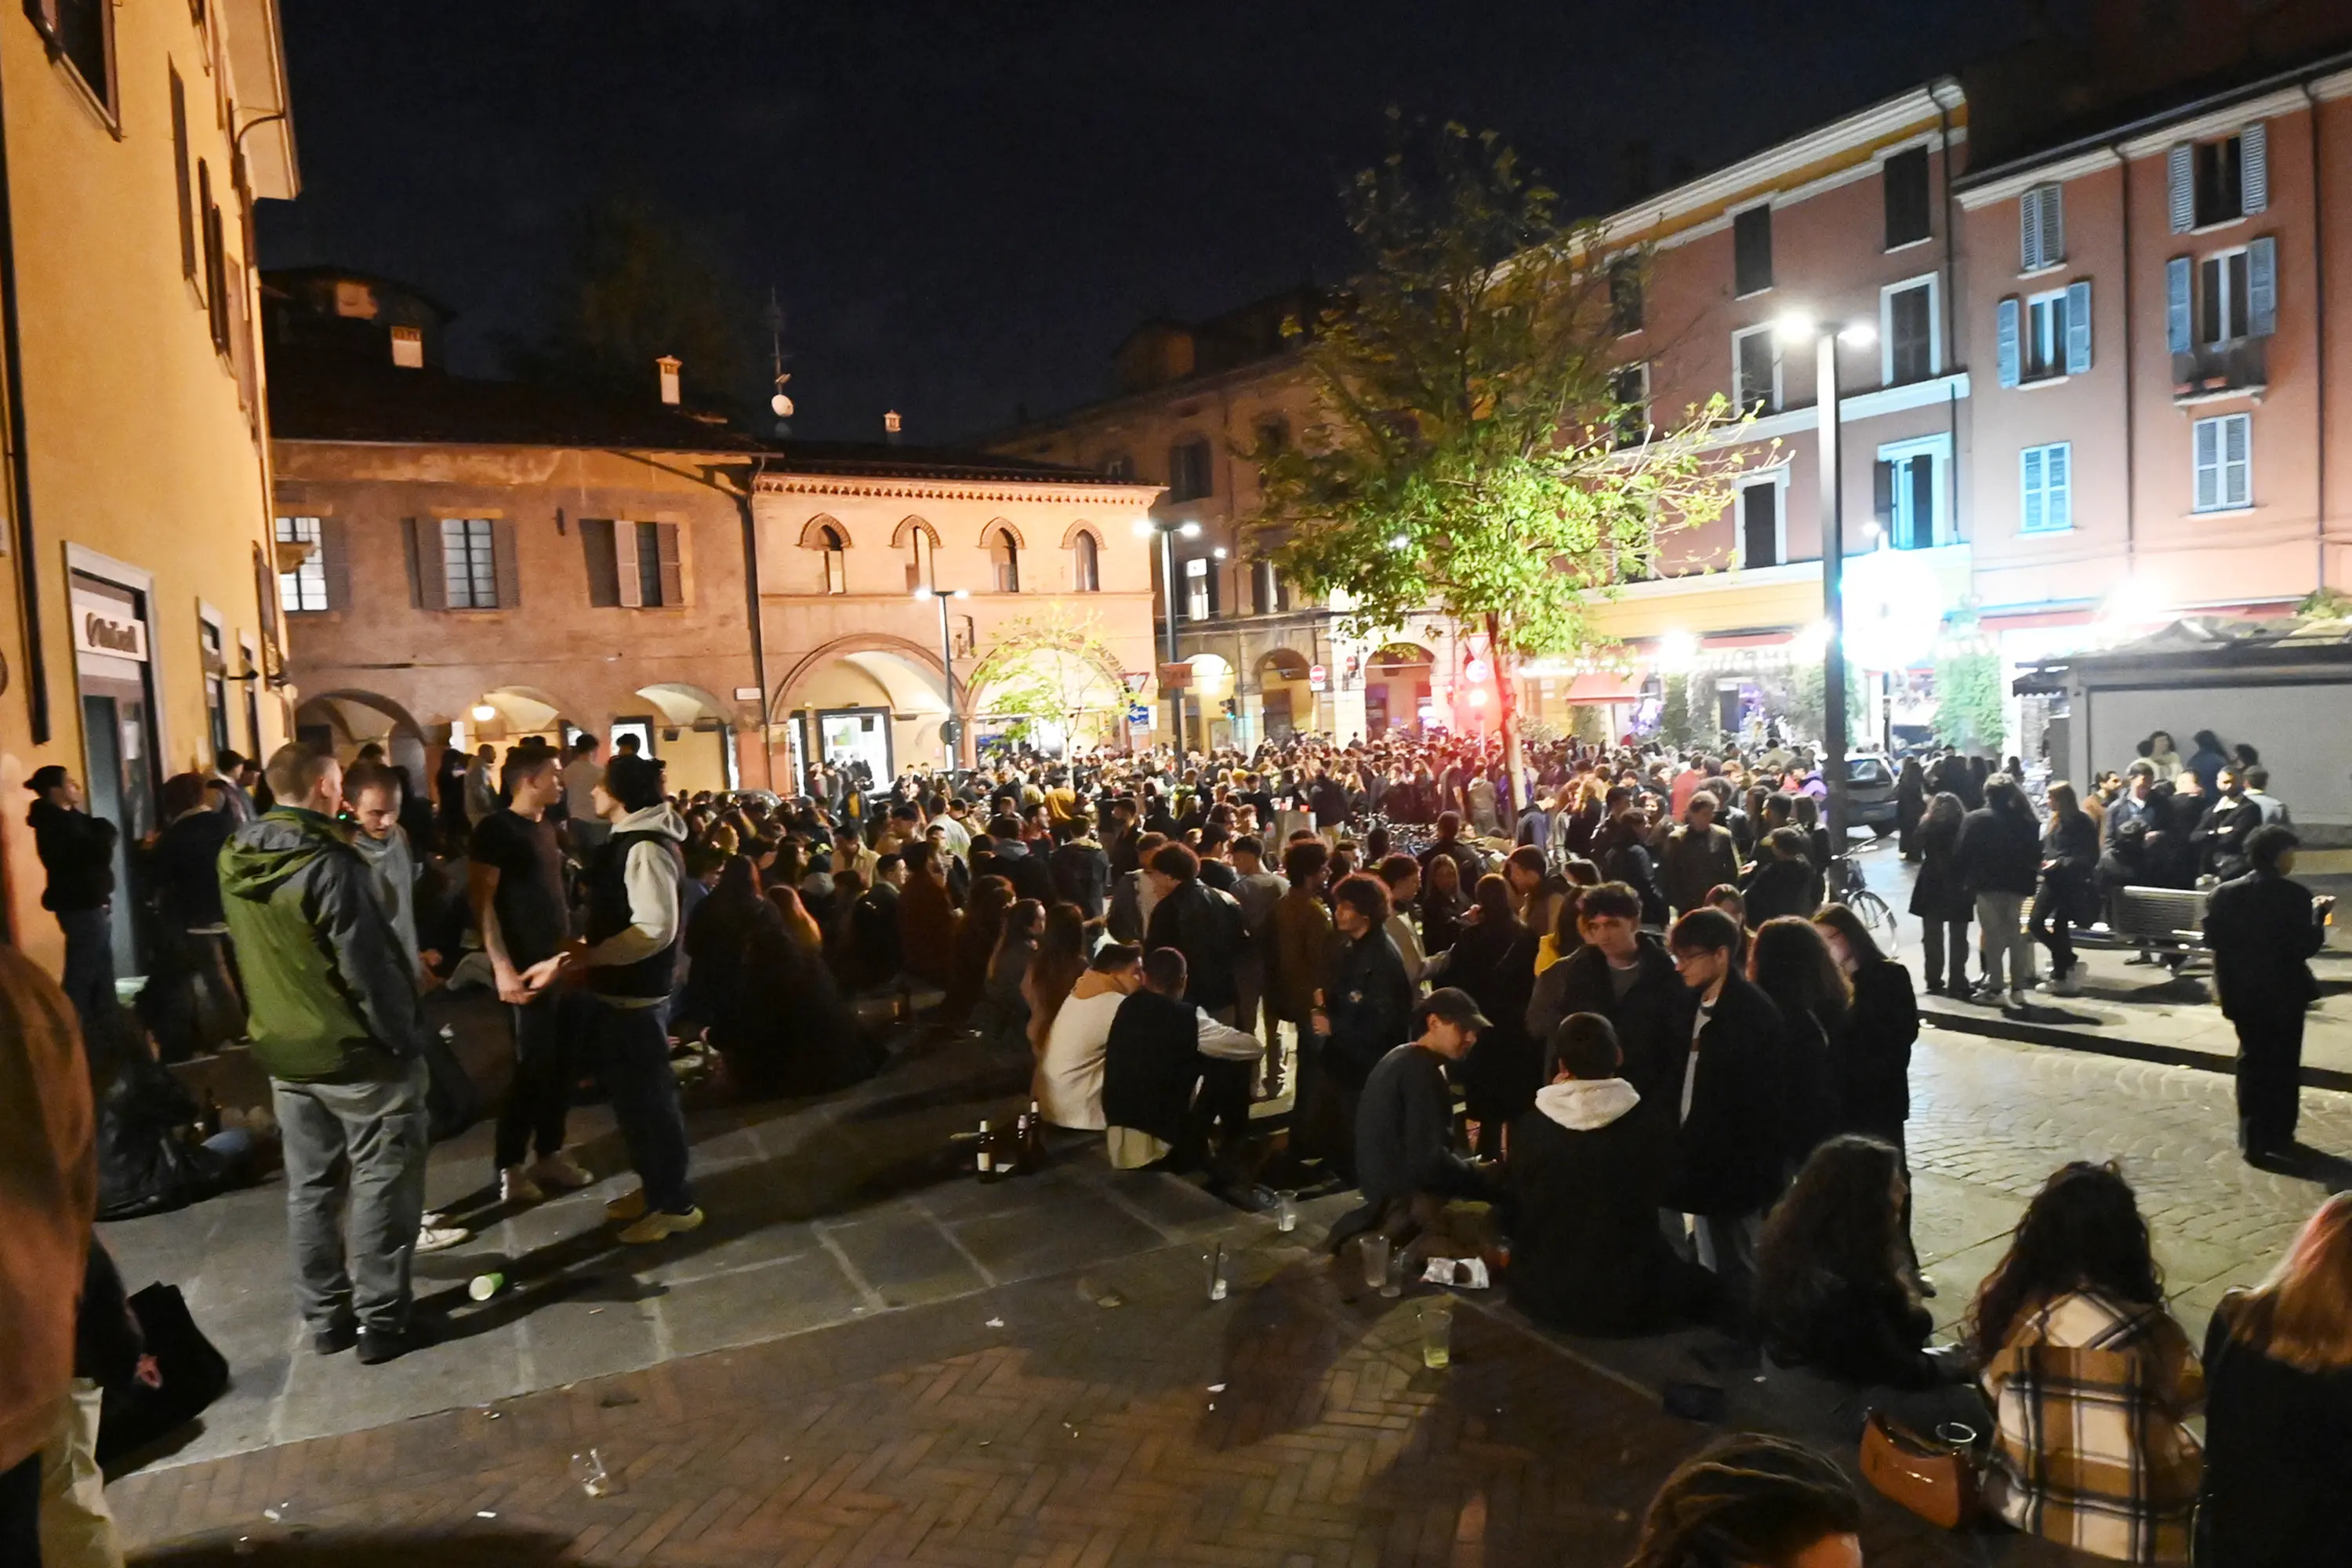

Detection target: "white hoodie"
[1531, 1076, 1641, 1131]
[582, 801, 689, 986]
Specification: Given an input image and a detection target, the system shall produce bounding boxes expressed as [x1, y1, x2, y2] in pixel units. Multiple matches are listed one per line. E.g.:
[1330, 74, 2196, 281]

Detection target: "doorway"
[818, 706, 892, 788]
[73, 572, 162, 978]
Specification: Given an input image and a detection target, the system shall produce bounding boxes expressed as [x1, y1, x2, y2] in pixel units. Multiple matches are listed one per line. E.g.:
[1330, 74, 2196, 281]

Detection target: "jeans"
[56, 904, 116, 1044]
[2233, 1005, 2306, 1152]
[2028, 885, 2078, 979]
[1663, 1208, 1763, 1327]
[274, 1053, 431, 1335]
[592, 999, 694, 1214]
[494, 988, 576, 1171]
[1973, 892, 2034, 993]
[1919, 917, 1971, 993]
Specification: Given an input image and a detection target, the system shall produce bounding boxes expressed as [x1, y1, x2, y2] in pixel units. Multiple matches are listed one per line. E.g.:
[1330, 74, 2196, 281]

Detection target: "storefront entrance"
[818, 706, 892, 787]
[72, 569, 162, 978]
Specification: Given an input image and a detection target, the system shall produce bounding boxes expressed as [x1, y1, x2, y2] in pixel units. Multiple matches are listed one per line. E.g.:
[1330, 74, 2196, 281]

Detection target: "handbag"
[1858, 1408, 1980, 1530]
[96, 1283, 230, 1472]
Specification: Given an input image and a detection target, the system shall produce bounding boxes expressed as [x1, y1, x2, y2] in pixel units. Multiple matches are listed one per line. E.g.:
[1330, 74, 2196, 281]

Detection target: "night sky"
[258, 1, 2033, 444]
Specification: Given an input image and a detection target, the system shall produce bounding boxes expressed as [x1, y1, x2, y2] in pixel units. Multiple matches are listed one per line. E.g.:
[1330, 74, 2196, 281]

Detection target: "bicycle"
[1830, 855, 1900, 954]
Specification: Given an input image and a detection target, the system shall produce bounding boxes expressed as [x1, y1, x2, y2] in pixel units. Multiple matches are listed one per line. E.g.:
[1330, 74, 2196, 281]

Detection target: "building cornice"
[2114, 85, 2313, 159]
[755, 472, 1163, 507]
[1955, 147, 2124, 210]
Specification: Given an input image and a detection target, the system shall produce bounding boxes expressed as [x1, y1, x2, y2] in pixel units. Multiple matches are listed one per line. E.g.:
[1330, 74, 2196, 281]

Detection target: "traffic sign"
[939, 717, 964, 746]
[1308, 663, 1327, 691]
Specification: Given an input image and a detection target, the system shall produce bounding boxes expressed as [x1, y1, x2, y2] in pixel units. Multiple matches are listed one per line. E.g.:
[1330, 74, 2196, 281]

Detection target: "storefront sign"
[1156, 662, 1193, 691]
[72, 593, 147, 661]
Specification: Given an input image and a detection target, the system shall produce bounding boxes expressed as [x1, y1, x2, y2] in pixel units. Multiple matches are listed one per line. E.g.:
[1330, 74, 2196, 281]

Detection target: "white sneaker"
[499, 1166, 546, 1205]
[530, 1150, 593, 1190]
[2007, 988, 2028, 1008]
[2049, 974, 2081, 996]
[416, 1222, 471, 1254]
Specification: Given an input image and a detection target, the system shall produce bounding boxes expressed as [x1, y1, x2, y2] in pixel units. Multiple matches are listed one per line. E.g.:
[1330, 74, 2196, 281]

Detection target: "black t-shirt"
[469, 808, 570, 968]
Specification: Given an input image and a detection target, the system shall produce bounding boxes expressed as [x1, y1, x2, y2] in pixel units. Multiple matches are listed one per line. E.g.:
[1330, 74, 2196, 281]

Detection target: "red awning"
[1565, 673, 1639, 703]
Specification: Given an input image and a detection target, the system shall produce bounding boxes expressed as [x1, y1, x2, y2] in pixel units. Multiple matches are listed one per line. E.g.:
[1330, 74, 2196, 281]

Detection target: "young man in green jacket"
[219, 745, 434, 1364]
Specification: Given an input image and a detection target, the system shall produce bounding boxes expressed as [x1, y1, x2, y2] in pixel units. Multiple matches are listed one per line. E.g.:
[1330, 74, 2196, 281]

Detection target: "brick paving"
[102, 1018, 2352, 1566]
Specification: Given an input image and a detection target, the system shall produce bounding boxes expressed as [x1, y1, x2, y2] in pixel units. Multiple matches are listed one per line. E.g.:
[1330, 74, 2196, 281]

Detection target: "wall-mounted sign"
[72, 593, 147, 662]
[1308, 664, 1327, 691]
[732, 686, 763, 701]
[1156, 662, 1193, 691]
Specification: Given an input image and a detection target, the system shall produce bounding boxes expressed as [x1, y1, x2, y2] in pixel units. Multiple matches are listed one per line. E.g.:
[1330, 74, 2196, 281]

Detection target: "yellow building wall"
[0, 2, 289, 972]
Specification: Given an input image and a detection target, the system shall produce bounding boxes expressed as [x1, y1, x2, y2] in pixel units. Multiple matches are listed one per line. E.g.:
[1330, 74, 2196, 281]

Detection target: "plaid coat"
[1980, 1290, 2205, 1563]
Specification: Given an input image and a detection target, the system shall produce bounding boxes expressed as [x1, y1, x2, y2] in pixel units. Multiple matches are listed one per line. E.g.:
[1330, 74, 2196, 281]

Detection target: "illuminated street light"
[470, 702, 497, 723]
[1777, 310, 1870, 844]
[1178, 521, 1202, 539]
[916, 586, 968, 768]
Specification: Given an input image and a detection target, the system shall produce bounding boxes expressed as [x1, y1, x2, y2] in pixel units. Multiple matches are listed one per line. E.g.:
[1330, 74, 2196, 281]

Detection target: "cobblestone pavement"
[103, 1024, 2350, 1566]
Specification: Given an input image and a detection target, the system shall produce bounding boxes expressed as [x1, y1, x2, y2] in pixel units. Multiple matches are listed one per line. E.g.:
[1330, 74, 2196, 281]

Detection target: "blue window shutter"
[2246, 235, 2277, 337]
[2241, 122, 2267, 214]
[2165, 257, 2193, 354]
[2041, 185, 2065, 266]
[2048, 444, 2070, 530]
[1996, 297, 2021, 388]
[2168, 143, 2194, 233]
[2021, 447, 2044, 532]
[2064, 280, 2092, 374]
[2020, 191, 2041, 272]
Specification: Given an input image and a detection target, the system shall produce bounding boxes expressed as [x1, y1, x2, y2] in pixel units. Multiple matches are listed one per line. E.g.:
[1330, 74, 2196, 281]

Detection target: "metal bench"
[2069, 884, 2212, 965]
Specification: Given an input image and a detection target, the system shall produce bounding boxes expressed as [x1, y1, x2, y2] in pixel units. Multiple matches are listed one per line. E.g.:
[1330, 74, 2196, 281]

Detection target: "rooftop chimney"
[883, 408, 903, 445]
[390, 325, 423, 369]
[657, 355, 682, 405]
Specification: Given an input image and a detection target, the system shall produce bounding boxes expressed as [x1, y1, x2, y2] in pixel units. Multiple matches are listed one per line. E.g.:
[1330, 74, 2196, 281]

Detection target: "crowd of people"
[7, 719, 2346, 1565]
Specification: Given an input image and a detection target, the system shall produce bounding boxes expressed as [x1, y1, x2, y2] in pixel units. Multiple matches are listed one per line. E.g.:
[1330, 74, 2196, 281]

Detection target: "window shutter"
[2167, 143, 2194, 232]
[1996, 297, 2021, 388]
[614, 521, 642, 608]
[1205, 560, 1221, 616]
[2224, 415, 2249, 506]
[492, 518, 520, 609]
[401, 517, 445, 610]
[583, 519, 620, 607]
[319, 517, 350, 610]
[2246, 235, 2278, 337]
[2064, 279, 2092, 375]
[2039, 186, 2064, 266]
[656, 523, 684, 607]
[2194, 420, 2220, 510]
[2241, 122, 2267, 214]
[2047, 445, 2070, 529]
[2020, 191, 2041, 272]
[2165, 257, 2193, 354]
[2021, 448, 2044, 532]
[1872, 459, 1895, 525]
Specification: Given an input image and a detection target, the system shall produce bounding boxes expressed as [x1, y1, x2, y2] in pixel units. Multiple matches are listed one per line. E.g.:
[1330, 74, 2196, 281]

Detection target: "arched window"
[821, 525, 847, 594]
[1073, 530, 1100, 593]
[907, 528, 934, 592]
[989, 526, 1020, 593]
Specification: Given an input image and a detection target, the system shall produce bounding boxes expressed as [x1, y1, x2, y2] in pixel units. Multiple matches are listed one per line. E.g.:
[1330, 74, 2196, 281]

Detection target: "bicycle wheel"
[1852, 890, 1900, 954]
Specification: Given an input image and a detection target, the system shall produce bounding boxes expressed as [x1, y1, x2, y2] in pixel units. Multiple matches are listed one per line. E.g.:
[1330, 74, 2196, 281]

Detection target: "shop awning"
[1565, 673, 1640, 703]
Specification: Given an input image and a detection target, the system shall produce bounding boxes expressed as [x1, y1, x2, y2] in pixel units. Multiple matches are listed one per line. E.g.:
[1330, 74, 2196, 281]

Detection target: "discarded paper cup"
[468, 1272, 505, 1302]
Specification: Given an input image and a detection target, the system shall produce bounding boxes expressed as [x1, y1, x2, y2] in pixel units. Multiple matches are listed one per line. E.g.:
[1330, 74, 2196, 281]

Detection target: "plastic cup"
[1275, 1191, 1298, 1233]
[1381, 1249, 1406, 1299]
[570, 1447, 617, 1498]
[1359, 1233, 1391, 1292]
[468, 1272, 505, 1302]
[1419, 1298, 1454, 1369]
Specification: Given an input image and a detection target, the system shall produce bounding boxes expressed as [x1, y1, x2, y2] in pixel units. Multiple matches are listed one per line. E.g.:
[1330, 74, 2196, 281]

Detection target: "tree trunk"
[1487, 612, 1529, 819]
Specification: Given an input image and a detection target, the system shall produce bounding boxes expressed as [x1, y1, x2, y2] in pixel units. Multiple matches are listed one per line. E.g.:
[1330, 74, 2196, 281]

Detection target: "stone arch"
[981, 517, 1027, 550]
[296, 688, 433, 780]
[797, 513, 851, 550]
[1058, 518, 1103, 551]
[773, 632, 948, 719]
[888, 515, 941, 550]
[1257, 646, 1311, 680]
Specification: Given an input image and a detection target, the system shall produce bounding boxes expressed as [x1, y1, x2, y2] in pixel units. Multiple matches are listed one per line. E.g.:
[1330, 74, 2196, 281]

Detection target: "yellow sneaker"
[604, 1188, 647, 1224]
[616, 1207, 704, 1245]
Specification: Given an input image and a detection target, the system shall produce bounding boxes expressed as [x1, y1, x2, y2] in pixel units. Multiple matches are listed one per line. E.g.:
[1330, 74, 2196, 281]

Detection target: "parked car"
[1846, 752, 1899, 835]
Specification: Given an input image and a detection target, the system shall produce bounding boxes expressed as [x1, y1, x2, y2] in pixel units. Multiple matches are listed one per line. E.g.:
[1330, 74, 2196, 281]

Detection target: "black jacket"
[2193, 795, 2263, 880]
[1319, 928, 1416, 1090]
[1907, 814, 1971, 921]
[1835, 958, 1917, 1142]
[1145, 879, 1245, 1012]
[146, 809, 230, 927]
[1048, 837, 1112, 918]
[1664, 974, 1788, 1218]
[1447, 917, 1539, 1125]
[976, 839, 1054, 906]
[1759, 1267, 1940, 1388]
[2205, 868, 2324, 1020]
[1534, 935, 1686, 1110]
[1506, 1083, 1715, 1335]
[2198, 1301, 2352, 1568]
[1353, 1044, 1481, 1209]
[1742, 857, 1824, 926]
[30, 797, 117, 911]
[1954, 804, 2039, 897]
[1101, 989, 1202, 1143]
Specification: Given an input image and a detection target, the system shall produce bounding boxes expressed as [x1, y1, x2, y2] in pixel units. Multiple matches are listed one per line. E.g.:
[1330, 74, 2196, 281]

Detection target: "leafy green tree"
[1253, 117, 1751, 801]
[1932, 651, 2006, 753]
[966, 610, 1131, 753]
[508, 191, 760, 419]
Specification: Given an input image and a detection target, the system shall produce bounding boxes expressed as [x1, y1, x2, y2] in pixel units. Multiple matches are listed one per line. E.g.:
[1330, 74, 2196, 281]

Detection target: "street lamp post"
[1135, 517, 1201, 750]
[1778, 311, 1875, 849]
[915, 586, 968, 771]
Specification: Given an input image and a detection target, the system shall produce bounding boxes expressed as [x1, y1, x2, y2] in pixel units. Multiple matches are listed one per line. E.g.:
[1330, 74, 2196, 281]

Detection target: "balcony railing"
[2172, 336, 2267, 402]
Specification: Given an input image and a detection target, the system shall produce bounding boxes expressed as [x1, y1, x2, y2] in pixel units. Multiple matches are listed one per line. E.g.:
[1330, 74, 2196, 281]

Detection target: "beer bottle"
[1011, 1112, 1032, 1175]
[975, 1120, 1000, 1181]
[1022, 1100, 1046, 1171]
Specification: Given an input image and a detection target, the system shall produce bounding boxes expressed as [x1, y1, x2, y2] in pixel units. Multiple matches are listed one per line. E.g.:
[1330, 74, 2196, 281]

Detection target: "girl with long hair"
[895, 839, 963, 991]
[1812, 904, 1916, 1146]
[2031, 780, 2099, 996]
[1908, 790, 1973, 996]
[1446, 873, 1535, 1153]
[1747, 916, 1846, 1167]
[976, 896, 1044, 1053]
[1417, 851, 1469, 956]
[2197, 1191, 2352, 1566]
[1023, 902, 1091, 1055]
[1967, 1161, 2201, 1563]
[765, 884, 824, 952]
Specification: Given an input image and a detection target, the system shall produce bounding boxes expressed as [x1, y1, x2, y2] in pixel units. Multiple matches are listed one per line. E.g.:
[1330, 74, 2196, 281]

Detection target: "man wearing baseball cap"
[1327, 987, 1499, 1258]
